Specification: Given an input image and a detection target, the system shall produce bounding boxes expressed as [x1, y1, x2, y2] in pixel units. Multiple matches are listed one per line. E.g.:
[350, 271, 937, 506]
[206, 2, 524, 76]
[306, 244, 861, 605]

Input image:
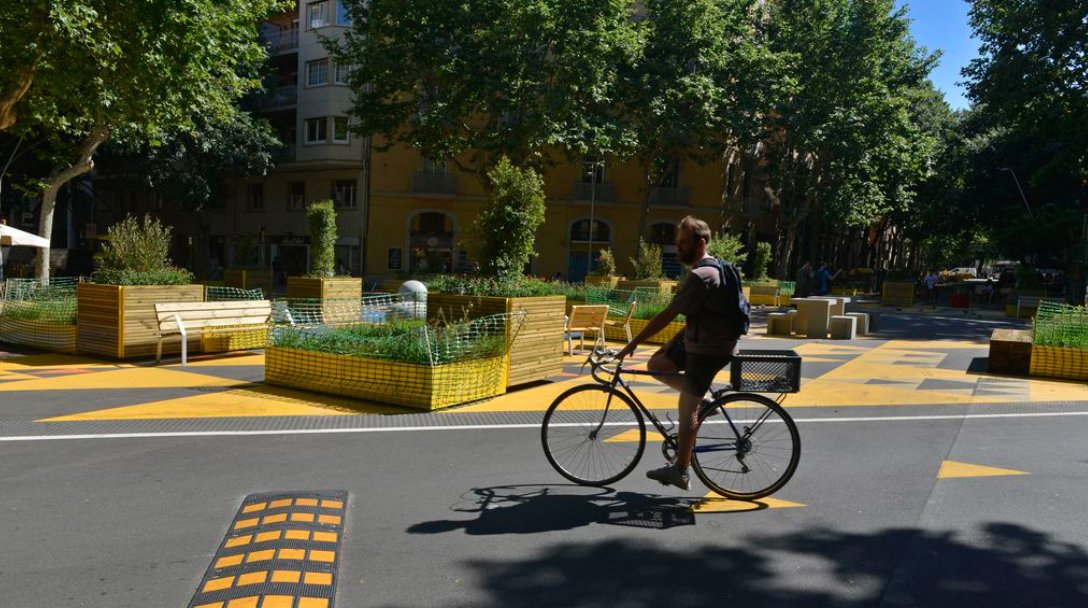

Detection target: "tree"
[964, 0, 1087, 189]
[620, 0, 770, 240]
[334, 0, 642, 183]
[135, 112, 281, 212]
[3, 0, 288, 282]
[760, 0, 937, 276]
[468, 157, 547, 278]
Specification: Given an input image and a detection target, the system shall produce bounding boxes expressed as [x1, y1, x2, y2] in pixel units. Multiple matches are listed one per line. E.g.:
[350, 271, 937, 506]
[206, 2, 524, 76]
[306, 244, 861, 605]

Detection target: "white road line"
[2, 410, 1088, 442]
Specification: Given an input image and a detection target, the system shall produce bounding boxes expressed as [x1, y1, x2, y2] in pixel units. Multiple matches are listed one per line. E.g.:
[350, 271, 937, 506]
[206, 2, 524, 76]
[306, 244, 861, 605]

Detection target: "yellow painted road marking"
[693, 494, 806, 513]
[271, 570, 301, 583]
[0, 367, 243, 393]
[203, 577, 234, 592]
[298, 598, 330, 608]
[604, 428, 666, 443]
[262, 597, 295, 608]
[937, 460, 1030, 479]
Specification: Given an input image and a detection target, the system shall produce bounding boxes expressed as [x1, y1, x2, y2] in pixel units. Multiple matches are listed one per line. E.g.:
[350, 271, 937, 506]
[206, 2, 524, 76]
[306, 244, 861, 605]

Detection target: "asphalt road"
[3, 309, 1087, 607]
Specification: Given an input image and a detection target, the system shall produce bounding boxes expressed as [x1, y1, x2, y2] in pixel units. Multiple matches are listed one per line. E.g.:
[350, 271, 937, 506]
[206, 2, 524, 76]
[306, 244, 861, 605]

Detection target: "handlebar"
[584, 347, 623, 385]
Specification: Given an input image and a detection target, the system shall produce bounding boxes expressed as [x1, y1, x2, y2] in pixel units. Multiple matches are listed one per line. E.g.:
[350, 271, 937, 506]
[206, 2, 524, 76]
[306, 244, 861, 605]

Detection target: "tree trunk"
[35, 124, 110, 283]
[0, 65, 35, 132]
[718, 147, 742, 232]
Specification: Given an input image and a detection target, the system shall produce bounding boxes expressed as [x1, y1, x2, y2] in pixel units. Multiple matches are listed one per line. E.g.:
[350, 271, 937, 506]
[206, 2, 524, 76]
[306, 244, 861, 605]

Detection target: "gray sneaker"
[646, 463, 691, 491]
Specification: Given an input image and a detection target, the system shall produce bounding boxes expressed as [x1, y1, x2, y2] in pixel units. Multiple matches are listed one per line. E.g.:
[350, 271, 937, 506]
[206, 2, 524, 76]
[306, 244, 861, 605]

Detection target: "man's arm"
[615, 302, 681, 359]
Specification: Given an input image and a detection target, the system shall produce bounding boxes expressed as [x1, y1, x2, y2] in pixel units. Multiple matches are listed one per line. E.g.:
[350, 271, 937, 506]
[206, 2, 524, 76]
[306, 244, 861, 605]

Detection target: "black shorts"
[664, 339, 734, 397]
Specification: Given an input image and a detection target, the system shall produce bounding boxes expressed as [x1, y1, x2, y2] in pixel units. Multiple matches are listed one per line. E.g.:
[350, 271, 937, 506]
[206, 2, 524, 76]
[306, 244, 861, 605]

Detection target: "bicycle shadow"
[407, 484, 768, 535]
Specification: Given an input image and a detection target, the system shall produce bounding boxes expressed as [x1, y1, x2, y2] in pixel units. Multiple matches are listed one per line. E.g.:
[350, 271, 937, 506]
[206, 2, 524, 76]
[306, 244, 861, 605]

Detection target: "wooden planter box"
[266, 347, 508, 411]
[0, 318, 77, 354]
[427, 294, 565, 386]
[603, 316, 684, 344]
[585, 276, 622, 289]
[617, 279, 677, 294]
[76, 283, 204, 359]
[882, 281, 915, 307]
[202, 327, 270, 353]
[1029, 344, 1088, 381]
[287, 277, 364, 325]
[224, 268, 273, 297]
[1005, 289, 1048, 318]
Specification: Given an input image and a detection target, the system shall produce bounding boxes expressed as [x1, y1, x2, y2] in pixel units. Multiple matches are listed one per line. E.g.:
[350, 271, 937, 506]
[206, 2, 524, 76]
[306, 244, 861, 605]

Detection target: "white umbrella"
[0, 223, 49, 248]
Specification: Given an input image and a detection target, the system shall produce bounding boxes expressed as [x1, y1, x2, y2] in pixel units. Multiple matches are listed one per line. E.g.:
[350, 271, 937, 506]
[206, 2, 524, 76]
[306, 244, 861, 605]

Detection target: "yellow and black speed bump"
[189, 490, 348, 608]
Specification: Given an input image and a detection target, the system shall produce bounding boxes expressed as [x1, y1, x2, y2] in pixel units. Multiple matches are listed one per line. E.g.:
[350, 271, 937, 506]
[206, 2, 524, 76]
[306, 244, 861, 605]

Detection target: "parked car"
[947, 267, 978, 278]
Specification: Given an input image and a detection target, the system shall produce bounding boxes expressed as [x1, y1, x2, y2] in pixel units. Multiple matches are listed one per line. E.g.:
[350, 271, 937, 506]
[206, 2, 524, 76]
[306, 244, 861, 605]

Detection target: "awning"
[0, 223, 50, 248]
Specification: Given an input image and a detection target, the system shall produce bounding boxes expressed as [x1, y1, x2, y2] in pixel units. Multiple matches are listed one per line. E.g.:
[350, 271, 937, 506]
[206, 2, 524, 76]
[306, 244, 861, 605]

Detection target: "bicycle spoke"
[542, 386, 644, 486]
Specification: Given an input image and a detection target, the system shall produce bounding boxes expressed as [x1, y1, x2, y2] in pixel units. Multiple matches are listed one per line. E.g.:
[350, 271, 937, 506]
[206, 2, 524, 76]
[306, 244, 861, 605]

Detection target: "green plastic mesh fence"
[586, 288, 676, 320]
[206, 286, 264, 301]
[273, 293, 427, 327]
[266, 311, 526, 410]
[0, 278, 79, 352]
[1033, 300, 1088, 348]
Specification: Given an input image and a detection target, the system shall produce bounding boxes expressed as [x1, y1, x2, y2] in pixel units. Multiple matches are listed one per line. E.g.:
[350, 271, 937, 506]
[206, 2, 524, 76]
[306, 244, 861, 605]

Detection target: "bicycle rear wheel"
[691, 393, 800, 499]
[541, 385, 645, 486]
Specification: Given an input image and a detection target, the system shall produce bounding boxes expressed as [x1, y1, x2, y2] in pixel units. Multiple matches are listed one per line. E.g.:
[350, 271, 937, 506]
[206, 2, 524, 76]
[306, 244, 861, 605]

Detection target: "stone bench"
[829, 315, 857, 340]
[845, 312, 869, 335]
[767, 312, 792, 336]
[988, 328, 1032, 375]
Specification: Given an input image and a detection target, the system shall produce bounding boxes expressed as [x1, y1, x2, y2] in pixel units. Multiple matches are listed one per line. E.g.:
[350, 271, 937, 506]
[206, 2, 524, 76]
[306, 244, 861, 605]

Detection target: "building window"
[421, 152, 449, 175]
[581, 156, 605, 184]
[336, 0, 353, 26]
[333, 117, 350, 143]
[288, 182, 305, 211]
[306, 59, 329, 87]
[334, 62, 350, 85]
[305, 117, 327, 144]
[308, 1, 330, 29]
[247, 184, 264, 212]
[333, 180, 356, 209]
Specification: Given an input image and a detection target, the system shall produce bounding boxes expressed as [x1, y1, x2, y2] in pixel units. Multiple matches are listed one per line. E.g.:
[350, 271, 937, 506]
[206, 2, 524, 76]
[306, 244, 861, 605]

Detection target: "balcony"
[648, 186, 690, 206]
[570, 181, 617, 203]
[260, 27, 299, 54]
[252, 85, 298, 110]
[411, 172, 459, 196]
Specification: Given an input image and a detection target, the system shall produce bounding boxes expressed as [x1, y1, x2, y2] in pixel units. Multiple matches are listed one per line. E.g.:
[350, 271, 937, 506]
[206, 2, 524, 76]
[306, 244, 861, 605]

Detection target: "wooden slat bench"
[155, 300, 273, 365]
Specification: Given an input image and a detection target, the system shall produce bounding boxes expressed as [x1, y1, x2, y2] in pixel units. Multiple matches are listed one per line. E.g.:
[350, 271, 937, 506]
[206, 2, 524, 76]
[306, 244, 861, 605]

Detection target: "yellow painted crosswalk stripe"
[693, 493, 806, 513]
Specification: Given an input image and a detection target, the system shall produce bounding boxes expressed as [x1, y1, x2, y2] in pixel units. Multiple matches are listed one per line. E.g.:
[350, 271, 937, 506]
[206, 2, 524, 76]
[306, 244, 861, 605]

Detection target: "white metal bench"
[155, 300, 272, 365]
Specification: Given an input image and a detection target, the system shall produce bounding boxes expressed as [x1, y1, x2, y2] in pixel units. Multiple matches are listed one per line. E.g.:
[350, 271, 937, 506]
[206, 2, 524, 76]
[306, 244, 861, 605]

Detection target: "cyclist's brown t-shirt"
[672, 261, 740, 357]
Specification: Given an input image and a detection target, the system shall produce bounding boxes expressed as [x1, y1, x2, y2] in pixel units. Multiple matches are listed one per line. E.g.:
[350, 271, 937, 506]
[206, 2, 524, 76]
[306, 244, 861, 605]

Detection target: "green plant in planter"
[307, 200, 337, 278]
[595, 248, 618, 277]
[93, 214, 193, 285]
[629, 239, 664, 280]
[468, 157, 547, 278]
[708, 230, 746, 267]
[751, 241, 773, 281]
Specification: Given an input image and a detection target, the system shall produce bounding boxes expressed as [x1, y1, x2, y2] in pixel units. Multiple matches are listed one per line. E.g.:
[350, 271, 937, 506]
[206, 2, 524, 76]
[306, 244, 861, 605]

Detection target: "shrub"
[273, 318, 506, 364]
[93, 214, 193, 285]
[595, 248, 618, 277]
[707, 230, 746, 267]
[752, 241, 773, 281]
[468, 157, 547, 278]
[307, 200, 337, 278]
[629, 238, 664, 280]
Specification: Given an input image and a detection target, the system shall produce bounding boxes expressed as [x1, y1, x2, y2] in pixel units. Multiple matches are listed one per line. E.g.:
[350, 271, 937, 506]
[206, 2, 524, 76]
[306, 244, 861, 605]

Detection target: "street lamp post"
[586, 157, 600, 281]
[1000, 167, 1033, 218]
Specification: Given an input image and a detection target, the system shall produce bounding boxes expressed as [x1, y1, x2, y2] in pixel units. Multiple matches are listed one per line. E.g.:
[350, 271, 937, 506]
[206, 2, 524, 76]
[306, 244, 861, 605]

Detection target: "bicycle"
[541, 347, 802, 499]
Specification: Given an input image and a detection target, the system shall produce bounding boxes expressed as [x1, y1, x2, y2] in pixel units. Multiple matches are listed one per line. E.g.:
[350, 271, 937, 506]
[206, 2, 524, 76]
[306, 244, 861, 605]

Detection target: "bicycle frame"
[590, 360, 747, 457]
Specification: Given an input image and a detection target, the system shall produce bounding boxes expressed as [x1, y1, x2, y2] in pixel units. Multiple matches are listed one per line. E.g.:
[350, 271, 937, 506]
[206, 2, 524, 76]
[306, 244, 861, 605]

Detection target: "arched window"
[570, 219, 610, 243]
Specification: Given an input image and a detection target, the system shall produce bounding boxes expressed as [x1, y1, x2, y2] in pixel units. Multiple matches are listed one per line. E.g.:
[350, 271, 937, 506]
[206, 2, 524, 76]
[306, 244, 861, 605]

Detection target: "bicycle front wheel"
[692, 393, 800, 499]
[541, 385, 645, 486]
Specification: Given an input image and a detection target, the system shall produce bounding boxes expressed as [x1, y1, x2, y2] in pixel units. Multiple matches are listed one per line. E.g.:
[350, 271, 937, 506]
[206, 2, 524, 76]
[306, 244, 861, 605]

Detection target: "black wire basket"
[730, 350, 803, 393]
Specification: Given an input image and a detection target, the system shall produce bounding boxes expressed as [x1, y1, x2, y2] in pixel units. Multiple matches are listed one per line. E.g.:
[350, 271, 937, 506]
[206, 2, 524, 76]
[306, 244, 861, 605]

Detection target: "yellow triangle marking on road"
[603, 429, 665, 443]
[937, 460, 1030, 479]
[692, 493, 806, 513]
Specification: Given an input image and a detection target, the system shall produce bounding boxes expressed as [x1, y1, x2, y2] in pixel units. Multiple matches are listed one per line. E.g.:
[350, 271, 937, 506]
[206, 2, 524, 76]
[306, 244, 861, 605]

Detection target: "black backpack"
[694, 257, 751, 337]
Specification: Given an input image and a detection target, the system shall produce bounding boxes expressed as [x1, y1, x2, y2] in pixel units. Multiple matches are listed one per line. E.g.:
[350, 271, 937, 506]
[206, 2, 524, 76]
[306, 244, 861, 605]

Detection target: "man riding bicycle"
[615, 216, 743, 490]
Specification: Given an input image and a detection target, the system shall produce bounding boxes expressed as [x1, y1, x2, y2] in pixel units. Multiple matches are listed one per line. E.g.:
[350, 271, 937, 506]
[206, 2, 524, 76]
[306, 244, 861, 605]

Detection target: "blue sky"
[895, 0, 977, 110]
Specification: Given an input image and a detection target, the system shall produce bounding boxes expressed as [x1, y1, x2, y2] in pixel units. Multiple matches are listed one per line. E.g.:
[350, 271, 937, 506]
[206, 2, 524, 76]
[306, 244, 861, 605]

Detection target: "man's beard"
[679, 248, 698, 265]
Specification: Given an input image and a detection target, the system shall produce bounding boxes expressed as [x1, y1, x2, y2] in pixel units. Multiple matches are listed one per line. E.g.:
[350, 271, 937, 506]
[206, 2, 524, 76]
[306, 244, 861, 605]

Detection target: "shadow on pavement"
[407, 485, 715, 535]
[399, 512, 1088, 608]
[874, 312, 1023, 342]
